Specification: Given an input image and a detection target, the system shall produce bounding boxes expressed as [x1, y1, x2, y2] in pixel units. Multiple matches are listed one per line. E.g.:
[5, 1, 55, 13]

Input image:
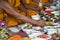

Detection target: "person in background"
[0, 0, 45, 27]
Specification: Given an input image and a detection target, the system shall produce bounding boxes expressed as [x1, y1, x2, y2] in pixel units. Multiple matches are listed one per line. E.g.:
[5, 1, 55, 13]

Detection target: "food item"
[24, 25, 32, 29]
[15, 30, 28, 37]
[8, 35, 22, 40]
[24, 23, 32, 29]
[52, 33, 60, 40]
[0, 21, 6, 28]
[45, 21, 54, 25]
[0, 27, 12, 40]
[37, 34, 49, 38]
[22, 37, 31, 40]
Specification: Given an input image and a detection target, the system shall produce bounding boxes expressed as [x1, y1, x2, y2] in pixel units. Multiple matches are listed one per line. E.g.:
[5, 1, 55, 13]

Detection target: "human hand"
[36, 20, 45, 27]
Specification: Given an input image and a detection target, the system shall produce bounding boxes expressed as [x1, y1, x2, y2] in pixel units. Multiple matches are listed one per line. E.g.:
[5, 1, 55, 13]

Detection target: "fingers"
[38, 20, 45, 27]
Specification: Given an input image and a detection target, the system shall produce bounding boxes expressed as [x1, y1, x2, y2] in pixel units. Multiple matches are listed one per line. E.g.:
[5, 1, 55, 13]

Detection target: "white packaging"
[31, 14, 40, 20]
[47, 29, 57, 35]
[8, 27, 20, 33]
[57, 28, 60, 34]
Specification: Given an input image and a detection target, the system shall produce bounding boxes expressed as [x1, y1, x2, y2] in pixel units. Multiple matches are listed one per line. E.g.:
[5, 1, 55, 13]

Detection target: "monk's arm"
[0, 1, 44, 26]
[20, 0, 41, 11]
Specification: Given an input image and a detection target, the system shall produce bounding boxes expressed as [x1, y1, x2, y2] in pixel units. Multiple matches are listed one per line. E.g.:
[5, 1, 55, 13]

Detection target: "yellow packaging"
[22, 37, 31, 40]
[45, 21, 54, 25]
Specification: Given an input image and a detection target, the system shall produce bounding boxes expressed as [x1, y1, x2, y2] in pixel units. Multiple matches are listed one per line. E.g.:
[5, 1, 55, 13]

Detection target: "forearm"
[25, 4, 41, 11]
[32, 0, 40, 3]
[21, 0, 41, 11]
[0, 1, 39, 26]
[19, 4, 27, 13]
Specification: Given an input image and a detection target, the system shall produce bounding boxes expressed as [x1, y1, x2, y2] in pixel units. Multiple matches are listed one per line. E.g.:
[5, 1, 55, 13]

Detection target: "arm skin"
[18, 4, 27, 13]
[0, 1, 45, 27]
[19, 4, 31, 18]
[20, 0, 41, 11]
[20, 0, 41, 17]
[32, 0, 40, 3]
